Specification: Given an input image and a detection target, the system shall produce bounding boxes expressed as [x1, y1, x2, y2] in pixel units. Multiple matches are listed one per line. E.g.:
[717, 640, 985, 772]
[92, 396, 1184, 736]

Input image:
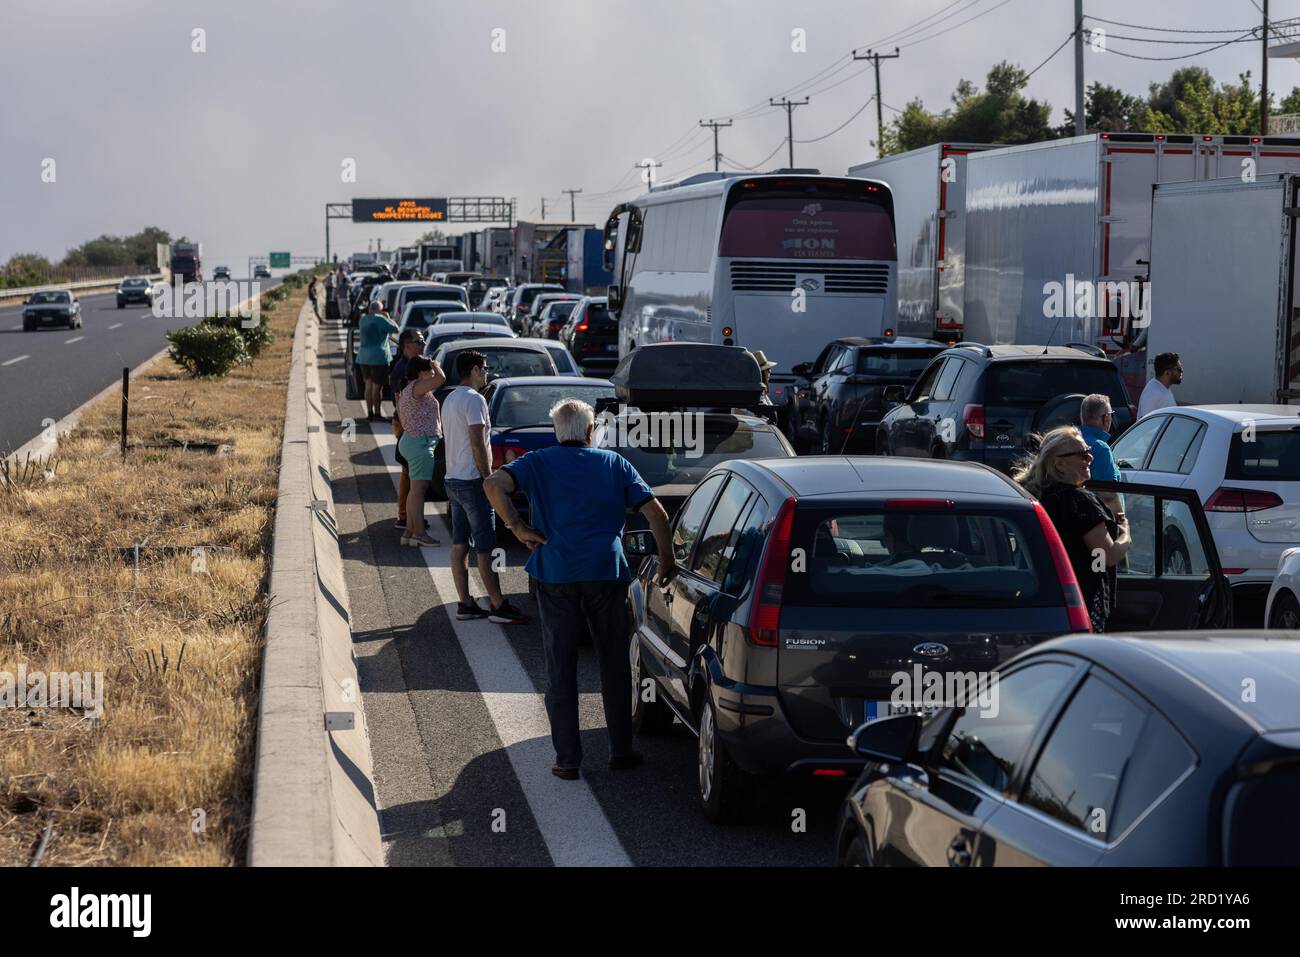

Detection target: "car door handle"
[947, 836, 973, 868]
[661, 589, 673, 605]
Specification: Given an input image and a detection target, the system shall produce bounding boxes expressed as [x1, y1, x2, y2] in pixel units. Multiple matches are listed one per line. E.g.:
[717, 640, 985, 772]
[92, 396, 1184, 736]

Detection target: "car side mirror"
[607, 284, 622, 316]
[791, 361, 812, 378]
[883, 384, 908, 404]
[847, 713, 921, 763]
[623, 530, 654, 557]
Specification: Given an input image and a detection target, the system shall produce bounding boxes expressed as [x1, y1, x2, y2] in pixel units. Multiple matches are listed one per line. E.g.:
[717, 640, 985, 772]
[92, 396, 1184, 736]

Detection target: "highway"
[0, 278, 279, 457]
[318, 320, 842, 866]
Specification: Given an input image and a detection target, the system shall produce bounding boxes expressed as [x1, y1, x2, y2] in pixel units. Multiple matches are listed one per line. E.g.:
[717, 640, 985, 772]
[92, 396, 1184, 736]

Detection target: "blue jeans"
[444, 477, 496, 551]
[535, 580, 633, 768]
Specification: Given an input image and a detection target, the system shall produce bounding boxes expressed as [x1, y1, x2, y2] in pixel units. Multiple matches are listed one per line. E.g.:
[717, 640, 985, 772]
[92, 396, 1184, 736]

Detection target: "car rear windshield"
[857, 349, 939, 377]
[408, 289, 462, 304]
[609, 424, 789, 486]
[405, 305, 467, 329]
[424, 331, 496, 356]
[519, 286, 563, 307]
[784, 506, 1062, 608]
[584, 303, 612, 325]
[1224, 771, 1300, 865]
[443, 348, 555, 384]
[1227, 428, 1300, 481]
[544, 301, 578, 320]
[494, 385, 616, 428]
[985, 361, 1127, 407]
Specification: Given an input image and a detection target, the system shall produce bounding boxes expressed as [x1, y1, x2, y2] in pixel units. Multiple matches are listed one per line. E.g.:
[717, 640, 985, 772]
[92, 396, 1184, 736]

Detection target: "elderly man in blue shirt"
[485, 398, 674, 781]
[1080, 393, 1127, 523]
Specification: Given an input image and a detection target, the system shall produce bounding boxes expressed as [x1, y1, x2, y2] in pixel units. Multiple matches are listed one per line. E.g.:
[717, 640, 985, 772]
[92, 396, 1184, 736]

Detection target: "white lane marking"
[9, 325, 21, 331]
[65, 336, 84, 344]
[108, 322, 123, 330]
[2, 355, 29, 366]
[364, 417, 632, 867]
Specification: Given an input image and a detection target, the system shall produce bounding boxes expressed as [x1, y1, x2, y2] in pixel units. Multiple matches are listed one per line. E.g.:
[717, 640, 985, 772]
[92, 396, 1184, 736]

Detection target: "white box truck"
[1148, 172, 1300, 405]
[962, 132, 1300, 398]
[849, 142, 989, 342]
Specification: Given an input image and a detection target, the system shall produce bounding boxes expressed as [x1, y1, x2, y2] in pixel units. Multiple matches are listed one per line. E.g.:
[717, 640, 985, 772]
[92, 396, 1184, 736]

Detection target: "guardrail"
[0, 273, 164, 302]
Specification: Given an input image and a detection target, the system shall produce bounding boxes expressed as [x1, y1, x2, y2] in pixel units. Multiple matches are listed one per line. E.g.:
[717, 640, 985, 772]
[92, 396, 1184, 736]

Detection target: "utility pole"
[562, 188, 583, 221]
[1262, 0, 1271, 134]
[699, 118, 733, 171]
[769, 96, 810, 168]
[852, 48, 899, 158]
[1074, 0, 1085, 135]
[634, 159, 663, 187]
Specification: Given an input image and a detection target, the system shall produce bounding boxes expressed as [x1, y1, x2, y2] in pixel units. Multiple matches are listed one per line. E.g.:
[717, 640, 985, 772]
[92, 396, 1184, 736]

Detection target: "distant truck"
[565, 227, 613, 294]
[1147, 172, 1300, 406]
[849, 143, 988, 342]
[396, 246, 420, 272]
[957, 132, 1300, 398]
[168, 241, 202, 283]
[419, 243, 458, 274]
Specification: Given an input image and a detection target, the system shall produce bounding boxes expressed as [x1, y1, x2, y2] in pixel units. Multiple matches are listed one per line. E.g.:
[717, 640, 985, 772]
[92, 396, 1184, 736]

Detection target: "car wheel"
[630, 635, 675, 735]
[840, 833, 872, 867]
[1164, 532, 1190, 576]
[22, 320, 33, 332]
[1269, 590, 1300, 629]
[117, 301, 125, 309]
[698, 695, 754, 824]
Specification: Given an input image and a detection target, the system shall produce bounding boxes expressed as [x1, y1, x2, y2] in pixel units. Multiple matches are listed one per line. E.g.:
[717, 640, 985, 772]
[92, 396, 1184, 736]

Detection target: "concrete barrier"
[248, 302, 382, 866]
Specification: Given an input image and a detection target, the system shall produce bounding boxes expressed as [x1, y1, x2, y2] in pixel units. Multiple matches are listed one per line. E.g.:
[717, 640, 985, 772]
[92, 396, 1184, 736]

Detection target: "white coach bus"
[603, 170, 898, 408]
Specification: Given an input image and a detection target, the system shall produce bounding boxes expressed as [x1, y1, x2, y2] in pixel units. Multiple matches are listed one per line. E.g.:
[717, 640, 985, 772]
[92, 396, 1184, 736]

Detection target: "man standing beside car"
[1079, 393, 1125, 526]
[484, 399, 675, 781]
[1138, 352, 1182, 419]
[441, 351, 528, 625]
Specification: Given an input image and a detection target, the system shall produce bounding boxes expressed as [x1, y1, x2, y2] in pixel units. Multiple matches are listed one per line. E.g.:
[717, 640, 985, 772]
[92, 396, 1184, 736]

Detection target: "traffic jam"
[333, 150, 1300, 869]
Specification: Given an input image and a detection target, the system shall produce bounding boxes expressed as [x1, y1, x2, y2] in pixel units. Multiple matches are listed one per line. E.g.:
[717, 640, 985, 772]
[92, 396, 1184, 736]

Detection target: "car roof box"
[609, 343, 762, 409]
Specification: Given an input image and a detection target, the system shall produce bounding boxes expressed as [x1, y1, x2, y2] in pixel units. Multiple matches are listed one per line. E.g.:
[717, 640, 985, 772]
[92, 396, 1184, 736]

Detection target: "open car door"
[1087, 479, 1233, 631]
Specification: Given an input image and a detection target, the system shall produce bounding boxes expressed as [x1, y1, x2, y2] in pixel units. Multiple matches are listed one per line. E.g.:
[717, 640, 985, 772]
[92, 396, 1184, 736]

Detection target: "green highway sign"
[269, 251, 290, 268]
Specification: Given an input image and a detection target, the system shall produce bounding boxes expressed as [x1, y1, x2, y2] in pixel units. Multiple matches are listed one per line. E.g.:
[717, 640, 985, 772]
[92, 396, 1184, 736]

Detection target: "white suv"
[1113, 405, 1300, 624]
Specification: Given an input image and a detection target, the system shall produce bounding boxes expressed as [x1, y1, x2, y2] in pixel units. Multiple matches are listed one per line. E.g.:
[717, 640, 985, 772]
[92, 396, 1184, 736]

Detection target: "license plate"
[605, 344, 618, 353]
[867, 700, 941, 720]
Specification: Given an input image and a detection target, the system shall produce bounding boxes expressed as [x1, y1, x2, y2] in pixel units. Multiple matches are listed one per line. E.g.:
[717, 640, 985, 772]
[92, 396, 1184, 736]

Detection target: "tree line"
[2, 226, 174, 288]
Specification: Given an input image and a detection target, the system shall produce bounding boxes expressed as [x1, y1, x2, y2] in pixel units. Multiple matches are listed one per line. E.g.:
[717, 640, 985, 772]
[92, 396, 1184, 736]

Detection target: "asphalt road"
[0, 278, 280, 456]
[319, 319, 846, 866]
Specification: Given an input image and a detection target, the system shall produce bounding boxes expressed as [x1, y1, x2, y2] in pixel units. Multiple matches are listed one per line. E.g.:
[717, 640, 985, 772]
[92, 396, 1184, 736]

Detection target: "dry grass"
[0, 285, 312, 866]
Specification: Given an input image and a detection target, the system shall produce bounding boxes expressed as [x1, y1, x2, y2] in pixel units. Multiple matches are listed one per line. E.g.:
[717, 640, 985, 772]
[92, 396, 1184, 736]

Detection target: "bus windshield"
[719, 195, 896, 261]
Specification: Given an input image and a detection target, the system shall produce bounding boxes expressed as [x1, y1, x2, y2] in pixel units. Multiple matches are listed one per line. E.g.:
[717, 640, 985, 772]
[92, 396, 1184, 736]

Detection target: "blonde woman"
[1013, 426, 1130, 632]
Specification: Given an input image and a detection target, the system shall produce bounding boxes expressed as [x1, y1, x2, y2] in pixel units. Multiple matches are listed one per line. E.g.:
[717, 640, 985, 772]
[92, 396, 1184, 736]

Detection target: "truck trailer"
[168, 241, 202, 283]
[848, 142, 988, 342]
[565, 227, 613, 294]
[961, 132, 1300, 397]
[1147, 172, 1300, 406]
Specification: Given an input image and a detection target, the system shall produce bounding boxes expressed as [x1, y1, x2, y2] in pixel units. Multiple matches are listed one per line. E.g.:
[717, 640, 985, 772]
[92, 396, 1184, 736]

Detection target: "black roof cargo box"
[609, 343, 763, 409]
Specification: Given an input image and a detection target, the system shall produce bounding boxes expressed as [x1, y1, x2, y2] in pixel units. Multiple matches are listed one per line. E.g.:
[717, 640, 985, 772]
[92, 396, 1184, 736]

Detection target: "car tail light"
[1221, 568, 1247, 575]
[748, 496, 796, 646]
[1205, 488, 1284, 512]
[576, 321, 589, 333]
[962, 404, 985, 439]
[1032, 501, 1092, 633]
[812, 768, 847, 778]
[491, 443, 524, 469]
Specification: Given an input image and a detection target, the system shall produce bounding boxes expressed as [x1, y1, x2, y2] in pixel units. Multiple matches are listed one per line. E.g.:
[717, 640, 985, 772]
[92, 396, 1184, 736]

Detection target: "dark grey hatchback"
[623, 455, 1096, 823]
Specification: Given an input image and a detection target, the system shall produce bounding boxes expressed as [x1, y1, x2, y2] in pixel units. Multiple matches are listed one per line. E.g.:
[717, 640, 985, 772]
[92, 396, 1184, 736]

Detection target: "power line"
[861, 0, 977, 47]
[794, 97, 875, 143]
[1026, 31, 1076, 78]
[1087, 28, 1260, 44]
[898, 0, 1016, 48]
[721, 138, 789, 171]
[1090, 30, 1258, 60]
[1083, 14, 1257, 34]
[770, 97, 810, 167]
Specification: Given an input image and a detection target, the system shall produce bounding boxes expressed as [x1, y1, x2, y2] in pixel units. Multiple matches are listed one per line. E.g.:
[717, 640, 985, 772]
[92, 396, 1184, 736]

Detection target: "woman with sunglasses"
[1014, 426, 1130, 632]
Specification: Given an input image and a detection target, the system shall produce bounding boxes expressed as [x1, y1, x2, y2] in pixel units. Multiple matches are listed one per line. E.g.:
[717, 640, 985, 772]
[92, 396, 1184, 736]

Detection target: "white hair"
[1080, 393, 1111, 426]
[550, 398, 596, 443]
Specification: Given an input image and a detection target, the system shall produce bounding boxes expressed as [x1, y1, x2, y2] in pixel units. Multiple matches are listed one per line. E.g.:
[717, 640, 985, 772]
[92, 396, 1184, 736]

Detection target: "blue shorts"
[445, 477, 496, 551]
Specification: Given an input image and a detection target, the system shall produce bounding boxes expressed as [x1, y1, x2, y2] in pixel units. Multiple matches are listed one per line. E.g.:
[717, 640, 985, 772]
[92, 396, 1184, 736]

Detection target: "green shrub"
[203, 313, 273, 357]
[167, 324, 250, 377]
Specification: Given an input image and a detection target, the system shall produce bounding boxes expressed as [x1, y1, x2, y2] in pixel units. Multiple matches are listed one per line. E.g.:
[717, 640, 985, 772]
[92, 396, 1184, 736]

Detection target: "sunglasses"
[1058, 449, 1093, 460]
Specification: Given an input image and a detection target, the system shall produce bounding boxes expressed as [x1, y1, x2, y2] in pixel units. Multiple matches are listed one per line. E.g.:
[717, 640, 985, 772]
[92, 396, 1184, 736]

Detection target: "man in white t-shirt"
[1137, 351, 1182, 420]
[441, 351, 528, 625]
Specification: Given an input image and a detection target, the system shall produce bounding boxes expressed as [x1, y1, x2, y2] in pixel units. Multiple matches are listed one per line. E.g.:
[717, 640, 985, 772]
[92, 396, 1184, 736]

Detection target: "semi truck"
[1147, 172, 1300, 405]
[168, 241, 202, 283]
[848, 142, 989, 342]
[565, 227, 613, 294]
[958, 132, 1300, 397]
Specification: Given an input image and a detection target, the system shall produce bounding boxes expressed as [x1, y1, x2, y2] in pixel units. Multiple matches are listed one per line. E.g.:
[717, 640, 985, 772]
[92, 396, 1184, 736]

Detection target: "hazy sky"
[1, 0, 1295, 272]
